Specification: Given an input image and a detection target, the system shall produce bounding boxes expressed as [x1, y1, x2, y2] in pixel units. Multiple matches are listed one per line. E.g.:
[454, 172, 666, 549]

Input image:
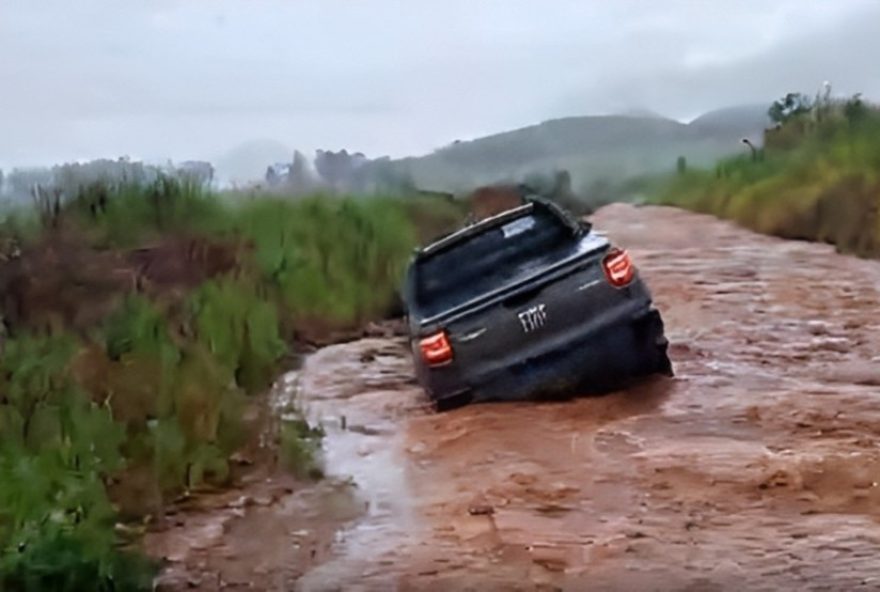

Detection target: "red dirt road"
[155, 204, 880, 591]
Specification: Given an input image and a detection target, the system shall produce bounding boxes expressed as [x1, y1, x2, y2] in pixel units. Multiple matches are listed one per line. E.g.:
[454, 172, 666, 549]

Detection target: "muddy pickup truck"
[402, 197, 672, 410]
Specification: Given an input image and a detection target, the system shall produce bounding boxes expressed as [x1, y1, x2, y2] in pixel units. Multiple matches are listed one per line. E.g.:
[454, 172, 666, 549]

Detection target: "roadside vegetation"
[0, 181, 464, 590]
[654, 91, 880, 257]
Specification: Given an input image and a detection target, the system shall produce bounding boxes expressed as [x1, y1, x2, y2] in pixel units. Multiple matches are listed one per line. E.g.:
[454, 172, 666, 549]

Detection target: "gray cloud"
[1, 0, 878, 172]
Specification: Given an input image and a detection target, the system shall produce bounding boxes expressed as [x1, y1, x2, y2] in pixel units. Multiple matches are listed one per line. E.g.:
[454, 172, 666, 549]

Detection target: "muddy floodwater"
[152, 205, 880, 591]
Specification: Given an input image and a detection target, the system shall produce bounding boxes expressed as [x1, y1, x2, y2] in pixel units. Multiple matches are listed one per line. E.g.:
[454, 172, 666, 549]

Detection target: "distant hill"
[688, 104, 771, 137]
[616, 107, 668, 119]
[390, 105, 772, 194]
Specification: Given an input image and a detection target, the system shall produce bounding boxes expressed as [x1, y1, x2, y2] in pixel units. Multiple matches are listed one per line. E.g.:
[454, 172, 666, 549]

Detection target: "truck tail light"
[603, 248, 635, 288]
[419, 331, 453, 366]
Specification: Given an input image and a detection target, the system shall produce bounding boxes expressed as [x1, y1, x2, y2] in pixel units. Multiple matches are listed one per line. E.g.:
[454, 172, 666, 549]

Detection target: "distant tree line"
[767, 83, 868, 127]
[0, 158, 213, 207]
[264, 149, 416, 195]
[763, 83, 873, 150]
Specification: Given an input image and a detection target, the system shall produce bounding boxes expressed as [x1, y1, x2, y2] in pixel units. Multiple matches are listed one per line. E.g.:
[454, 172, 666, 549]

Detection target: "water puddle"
[276, 339, 428, 591]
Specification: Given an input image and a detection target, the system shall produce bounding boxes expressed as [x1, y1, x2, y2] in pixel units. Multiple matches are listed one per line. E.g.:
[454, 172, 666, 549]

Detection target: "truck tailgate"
[429, 237, 643, 384]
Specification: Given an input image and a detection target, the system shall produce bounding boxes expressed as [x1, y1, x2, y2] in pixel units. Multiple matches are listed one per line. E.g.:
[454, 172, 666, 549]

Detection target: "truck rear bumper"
[432, 306, 671, 409]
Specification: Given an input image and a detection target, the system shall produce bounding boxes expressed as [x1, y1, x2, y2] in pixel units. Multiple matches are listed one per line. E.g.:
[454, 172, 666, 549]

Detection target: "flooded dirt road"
[153, 204, 880, 590]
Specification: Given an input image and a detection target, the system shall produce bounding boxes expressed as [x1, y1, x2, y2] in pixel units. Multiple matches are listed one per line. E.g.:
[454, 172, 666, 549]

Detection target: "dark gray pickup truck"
[402, 197, 672, 410]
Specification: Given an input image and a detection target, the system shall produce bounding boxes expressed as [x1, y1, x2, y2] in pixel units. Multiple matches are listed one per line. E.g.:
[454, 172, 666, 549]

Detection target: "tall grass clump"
[94, 293, 264, 501]
[0, 334, 155, 591]
[73, 177, 228, 248]
[237, 195, 417, 330]
[189, 277, 286, 394]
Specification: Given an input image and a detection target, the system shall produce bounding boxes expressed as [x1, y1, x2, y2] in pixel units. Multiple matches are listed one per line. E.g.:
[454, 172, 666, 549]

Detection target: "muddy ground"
[149, 204, 880, 591]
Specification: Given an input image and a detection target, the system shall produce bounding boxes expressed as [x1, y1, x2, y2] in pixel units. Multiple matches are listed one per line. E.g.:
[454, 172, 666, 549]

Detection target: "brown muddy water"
[150, 204, 880, 591]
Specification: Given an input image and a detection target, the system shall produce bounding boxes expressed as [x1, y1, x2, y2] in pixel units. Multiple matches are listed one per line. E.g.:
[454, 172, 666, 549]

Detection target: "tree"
[7, 168, 52, 207]
[741, 138, 758, 162]
[176, 161, 214, 187]
[314, 149, 355, 191]
[768, 93, 813, 124]
[676, 156, 687, 175]
[552, 169, 575, 202]
[808, 81, 834, 123]
[844, 93, 866, 125]
[289, 151, 311, 192]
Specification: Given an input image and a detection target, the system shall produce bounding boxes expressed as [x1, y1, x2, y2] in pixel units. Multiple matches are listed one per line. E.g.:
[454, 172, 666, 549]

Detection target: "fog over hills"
[200, 103, 772, 191]
[213, 139, 293, 185]
[688, 104, 771, 132]
[386, 103, 771, 193]
[4, 1, 876, 174]
[0, 100, 777, 198]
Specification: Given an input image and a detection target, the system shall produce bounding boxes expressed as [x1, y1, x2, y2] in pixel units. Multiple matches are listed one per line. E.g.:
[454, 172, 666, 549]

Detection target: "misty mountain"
[390, 104, 771, 193]
[688, 104, 771, 136]
[616, 108, 668, 119]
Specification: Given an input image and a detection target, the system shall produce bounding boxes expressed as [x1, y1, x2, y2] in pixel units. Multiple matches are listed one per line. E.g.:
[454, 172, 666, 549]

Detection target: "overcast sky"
[1, 0, 879, 174]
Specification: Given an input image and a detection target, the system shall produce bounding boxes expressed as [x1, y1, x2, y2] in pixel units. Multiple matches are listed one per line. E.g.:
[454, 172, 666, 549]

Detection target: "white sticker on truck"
[501, 216, 535, 238]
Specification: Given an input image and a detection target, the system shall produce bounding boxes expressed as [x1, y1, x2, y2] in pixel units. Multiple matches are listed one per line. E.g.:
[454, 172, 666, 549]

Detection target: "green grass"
[0, 334, 155, 591]
[236, 195, 416, 329]
[189, 277, 286, 394]
[654, 103, 880, 256]
[0, 179, 465, 586]
[72, 177, 229, 248]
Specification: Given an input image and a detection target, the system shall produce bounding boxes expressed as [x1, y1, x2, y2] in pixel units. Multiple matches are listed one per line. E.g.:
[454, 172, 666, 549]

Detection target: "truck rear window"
[413, 208, 577, 319]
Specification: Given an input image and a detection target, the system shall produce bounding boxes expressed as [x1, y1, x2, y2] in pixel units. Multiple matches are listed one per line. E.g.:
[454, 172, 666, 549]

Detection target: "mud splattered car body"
[403, 197, 672, 409]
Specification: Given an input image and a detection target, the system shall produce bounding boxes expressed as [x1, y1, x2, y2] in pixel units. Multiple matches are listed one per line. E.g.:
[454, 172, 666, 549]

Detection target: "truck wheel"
[635, 309, 673, 378]
[434, 391, 474, 412]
